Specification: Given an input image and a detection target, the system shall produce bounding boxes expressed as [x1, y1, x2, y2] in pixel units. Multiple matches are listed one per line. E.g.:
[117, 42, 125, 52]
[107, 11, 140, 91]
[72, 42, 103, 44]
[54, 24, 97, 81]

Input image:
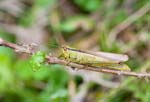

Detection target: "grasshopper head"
[59, 46, 68, 59]
[60, 45, 68, 53]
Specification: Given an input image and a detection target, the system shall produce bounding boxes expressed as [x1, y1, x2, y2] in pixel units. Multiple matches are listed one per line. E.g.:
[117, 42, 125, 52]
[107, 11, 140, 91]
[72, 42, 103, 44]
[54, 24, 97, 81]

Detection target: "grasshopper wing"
[81, 50, 128, 63]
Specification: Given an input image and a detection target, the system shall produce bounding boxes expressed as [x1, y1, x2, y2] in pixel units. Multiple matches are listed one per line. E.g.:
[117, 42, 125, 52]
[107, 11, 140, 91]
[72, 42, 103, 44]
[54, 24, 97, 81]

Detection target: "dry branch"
[0, 37, 150, 78]
[108, 3, 150, 43]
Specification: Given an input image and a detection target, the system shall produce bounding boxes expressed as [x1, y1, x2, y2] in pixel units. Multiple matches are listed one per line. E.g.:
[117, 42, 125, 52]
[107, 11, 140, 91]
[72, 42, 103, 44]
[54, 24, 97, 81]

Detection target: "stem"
[108, 3, 150, 43]
[0, 37, 150, 78]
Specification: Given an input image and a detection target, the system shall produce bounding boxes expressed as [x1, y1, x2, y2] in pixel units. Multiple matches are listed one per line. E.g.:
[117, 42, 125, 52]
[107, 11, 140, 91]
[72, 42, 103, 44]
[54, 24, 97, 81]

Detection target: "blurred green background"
[0, 0, 150, 102]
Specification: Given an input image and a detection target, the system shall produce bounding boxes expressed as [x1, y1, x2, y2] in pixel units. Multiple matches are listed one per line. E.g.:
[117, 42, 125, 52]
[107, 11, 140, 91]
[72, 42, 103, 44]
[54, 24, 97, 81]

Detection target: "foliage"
[30, 51, 46, 71]
[73, 0, 102, 12]
[0, 0, 150, 102]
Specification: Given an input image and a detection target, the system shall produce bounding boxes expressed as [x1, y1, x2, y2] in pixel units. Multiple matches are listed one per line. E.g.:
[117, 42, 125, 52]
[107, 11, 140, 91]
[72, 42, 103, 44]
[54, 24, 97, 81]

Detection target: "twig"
[45, 56, 150, 78]
[0, 37, 150, 78]
[108, 3, 150, 43]
[0, 38, 33, 54]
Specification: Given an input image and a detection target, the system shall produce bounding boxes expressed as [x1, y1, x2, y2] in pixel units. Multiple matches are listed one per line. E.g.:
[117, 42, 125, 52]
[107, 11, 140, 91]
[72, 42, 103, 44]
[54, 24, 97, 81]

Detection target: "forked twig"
[0, 38, 150, 78]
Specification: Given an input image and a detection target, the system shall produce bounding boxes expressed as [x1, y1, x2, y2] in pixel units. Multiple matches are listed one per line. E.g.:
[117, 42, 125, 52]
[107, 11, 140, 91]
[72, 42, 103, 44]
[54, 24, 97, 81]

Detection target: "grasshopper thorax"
[59, 46, 69, 59]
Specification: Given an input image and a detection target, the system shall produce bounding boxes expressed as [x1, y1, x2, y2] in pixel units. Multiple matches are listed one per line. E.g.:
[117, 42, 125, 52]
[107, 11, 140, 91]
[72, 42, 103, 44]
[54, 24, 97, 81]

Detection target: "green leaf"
[50, 89, 68, 100]
[73, 0, 102, 12]
[60, 16, 94, 32]
[38, 65, 69, 102]
[30, 51, 46, 71]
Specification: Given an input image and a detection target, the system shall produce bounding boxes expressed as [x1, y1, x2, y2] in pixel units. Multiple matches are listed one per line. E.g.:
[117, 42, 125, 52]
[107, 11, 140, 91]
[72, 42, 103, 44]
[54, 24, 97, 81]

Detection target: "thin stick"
[108, 3, 150, 43]
[0, 38, 150, 78]
[45, 56, 150, 78]
[0, 38, 33, 54]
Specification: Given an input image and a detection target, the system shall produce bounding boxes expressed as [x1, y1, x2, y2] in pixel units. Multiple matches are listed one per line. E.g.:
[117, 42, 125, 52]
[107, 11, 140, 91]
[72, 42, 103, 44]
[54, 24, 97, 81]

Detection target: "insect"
[59, 46, 131, 71]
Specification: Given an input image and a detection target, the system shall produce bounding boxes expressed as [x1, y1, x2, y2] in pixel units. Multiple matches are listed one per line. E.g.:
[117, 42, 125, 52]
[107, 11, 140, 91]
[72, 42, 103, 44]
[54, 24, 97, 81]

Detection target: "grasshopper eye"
[63, 47, 67, 51]
[61, 46, 67, 51]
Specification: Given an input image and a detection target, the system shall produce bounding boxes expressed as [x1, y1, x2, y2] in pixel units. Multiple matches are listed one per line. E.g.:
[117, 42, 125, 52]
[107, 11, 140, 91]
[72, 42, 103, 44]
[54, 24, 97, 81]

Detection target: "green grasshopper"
[59, 46, 131, 71]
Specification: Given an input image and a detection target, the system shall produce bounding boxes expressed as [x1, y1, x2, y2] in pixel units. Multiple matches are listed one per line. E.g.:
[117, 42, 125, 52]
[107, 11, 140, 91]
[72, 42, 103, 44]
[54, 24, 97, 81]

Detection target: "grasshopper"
[59, 46, 131, 71]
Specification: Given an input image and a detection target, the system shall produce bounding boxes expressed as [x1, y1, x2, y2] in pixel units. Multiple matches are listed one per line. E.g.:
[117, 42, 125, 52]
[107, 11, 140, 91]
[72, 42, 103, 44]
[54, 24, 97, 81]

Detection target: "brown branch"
[45, 56, 150, 78]
[0, 38, 33, 54]
[108, 3, 150, 43]
[0, 37, 150, 78]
